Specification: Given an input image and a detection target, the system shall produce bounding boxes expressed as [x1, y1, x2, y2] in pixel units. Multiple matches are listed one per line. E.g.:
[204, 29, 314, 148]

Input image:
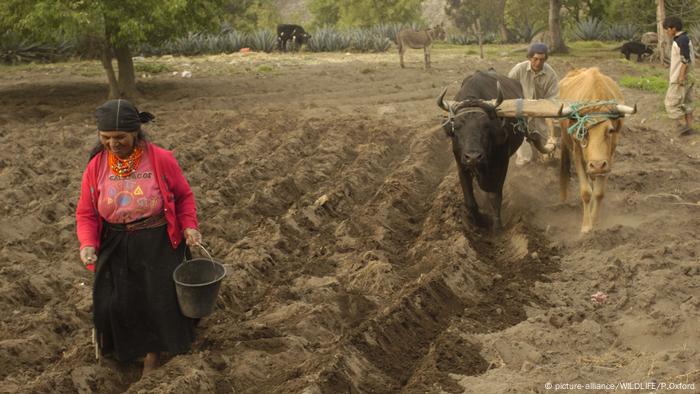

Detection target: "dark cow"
[277, 24, 311, 52]
[620, 41, 653, 61]
[437, 71, 526, 231]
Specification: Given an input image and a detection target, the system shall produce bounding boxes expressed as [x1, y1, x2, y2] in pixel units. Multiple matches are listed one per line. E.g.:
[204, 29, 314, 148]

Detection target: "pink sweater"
[76, 142, 198, 252]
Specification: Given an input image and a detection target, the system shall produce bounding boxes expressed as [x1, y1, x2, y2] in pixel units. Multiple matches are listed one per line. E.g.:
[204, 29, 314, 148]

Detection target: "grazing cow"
[436, 71, 525, 231]
[621, 41, 653, 61]
[397, 24, 446, 69]
[277, 24, 311, 52]
[557, 68, 636, 233]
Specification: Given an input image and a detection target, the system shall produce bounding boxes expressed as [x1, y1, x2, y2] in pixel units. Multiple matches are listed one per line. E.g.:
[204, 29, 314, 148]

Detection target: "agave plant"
[165, 32, 207, 56]
[512, 23, 544, 43]
[221, 31, 248, 53]
[371, 23, 404, 43]
[370, 36, 392, 52]
[606, 23, 640, 41]
[248, 30, 276, 53]
[307, 26, 350, 52]
[573, 17, 606, 41]
[447, 33, 476, 45]
[0, 33, 71, 64]
[348, 28, 374, 52]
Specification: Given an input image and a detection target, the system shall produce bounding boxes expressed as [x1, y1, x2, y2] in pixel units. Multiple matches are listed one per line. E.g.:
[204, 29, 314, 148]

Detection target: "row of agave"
[137, 25, 403, 57]
[0, 33, 74, 64]
[573, 18, 646, 41]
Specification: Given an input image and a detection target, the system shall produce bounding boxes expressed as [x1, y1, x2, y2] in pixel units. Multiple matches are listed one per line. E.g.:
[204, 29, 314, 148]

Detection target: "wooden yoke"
[485, 99, 564, 118]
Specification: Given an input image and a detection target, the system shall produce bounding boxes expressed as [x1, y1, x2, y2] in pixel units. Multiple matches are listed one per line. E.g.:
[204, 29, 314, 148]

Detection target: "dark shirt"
[674, 32, 691, 64]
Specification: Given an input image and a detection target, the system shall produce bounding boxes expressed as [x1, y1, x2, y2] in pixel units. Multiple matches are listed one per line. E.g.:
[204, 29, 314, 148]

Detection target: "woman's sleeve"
[164, 152, 199, 231]
[76, 166, 101, 251]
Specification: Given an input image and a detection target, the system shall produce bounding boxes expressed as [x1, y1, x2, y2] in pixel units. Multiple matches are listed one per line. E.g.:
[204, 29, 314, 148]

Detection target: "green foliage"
[0, 0, 227, 50]
[619, 75, 668, 94]
[573, 17, 606, 41]
[308, 0, 340, 27]
[604, 0, 656, 31]
[505, 0, 548, 38]
[606, 22, 640, 41]
[308, 0, 422, 28]
[134, 62, 172, 74]
[446, 0, 508, 34]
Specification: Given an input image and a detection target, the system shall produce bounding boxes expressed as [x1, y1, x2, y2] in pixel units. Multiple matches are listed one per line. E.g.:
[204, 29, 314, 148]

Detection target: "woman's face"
[99, 131, 137, 158]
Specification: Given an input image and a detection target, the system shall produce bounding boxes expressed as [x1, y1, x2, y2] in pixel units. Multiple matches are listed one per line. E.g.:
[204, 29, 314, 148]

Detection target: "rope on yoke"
[514, 98, 529, 136]
[565, 100, 621, 141]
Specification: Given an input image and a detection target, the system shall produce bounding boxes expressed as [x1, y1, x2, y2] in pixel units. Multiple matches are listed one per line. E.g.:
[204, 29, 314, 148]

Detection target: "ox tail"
[559, 141, 570, 202]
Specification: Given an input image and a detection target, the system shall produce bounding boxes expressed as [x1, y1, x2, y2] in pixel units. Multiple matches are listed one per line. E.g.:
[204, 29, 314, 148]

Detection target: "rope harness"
[564, 100, 621, 141]
[443, 99, 624, 142]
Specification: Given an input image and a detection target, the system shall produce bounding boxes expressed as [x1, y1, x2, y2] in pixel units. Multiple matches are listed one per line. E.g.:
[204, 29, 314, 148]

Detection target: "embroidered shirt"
[97, 150, 163, 223]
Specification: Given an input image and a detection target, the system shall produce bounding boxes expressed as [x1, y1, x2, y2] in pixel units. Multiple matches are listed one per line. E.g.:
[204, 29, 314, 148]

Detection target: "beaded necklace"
[108, 147, 143, 177]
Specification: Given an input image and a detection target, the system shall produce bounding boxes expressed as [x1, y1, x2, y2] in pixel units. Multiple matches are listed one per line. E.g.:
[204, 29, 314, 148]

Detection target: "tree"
[548, 0, 568, 53]
[0, 0, 226, 98]
[447, 0, 514, 41]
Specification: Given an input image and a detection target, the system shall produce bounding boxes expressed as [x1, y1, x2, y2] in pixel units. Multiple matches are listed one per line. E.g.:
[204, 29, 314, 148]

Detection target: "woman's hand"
[80, 246, 97, 265]
[184, 228, 202, 246]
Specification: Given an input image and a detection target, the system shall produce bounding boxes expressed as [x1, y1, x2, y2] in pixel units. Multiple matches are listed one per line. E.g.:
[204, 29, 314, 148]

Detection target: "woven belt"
[107, 212, 167, 232]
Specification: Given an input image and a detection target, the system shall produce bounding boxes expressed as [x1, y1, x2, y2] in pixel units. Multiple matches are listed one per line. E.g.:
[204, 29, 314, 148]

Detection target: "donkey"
[397, 24, 446, 69]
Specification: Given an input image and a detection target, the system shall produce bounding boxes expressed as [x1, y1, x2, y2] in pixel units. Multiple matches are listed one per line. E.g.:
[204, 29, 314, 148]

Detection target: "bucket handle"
[183, 243, 217, 272]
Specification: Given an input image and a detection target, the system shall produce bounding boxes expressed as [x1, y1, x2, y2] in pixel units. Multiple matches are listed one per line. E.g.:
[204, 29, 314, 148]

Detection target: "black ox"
[437, 71, 526, 231]
[277, 24, 311, 52]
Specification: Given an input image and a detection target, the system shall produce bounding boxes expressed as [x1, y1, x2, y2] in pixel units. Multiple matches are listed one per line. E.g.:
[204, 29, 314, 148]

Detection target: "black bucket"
[173, 245, 226, 318]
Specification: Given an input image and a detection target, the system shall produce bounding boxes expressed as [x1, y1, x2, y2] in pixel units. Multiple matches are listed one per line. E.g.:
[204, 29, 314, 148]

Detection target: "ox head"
[560, 102, 636, 176]
[293, 29, 311, 45]
[437, 85, 508, 171]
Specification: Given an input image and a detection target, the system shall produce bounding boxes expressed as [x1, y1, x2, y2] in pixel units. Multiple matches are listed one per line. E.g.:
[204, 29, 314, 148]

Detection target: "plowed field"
[1, 48, 698, 393]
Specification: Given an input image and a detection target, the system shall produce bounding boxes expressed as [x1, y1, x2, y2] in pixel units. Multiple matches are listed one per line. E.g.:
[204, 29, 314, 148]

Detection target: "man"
[663, 16, 695, 136]
[508, 43, 559, 165]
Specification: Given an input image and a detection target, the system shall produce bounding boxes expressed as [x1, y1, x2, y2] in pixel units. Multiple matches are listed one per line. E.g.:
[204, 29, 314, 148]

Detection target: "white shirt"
[508, 61, 559, 100]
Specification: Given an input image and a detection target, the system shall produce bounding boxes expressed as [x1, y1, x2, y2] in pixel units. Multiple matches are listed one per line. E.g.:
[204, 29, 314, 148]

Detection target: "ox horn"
[495, 81, 504, 108]
[437, 87, 457, 112]
[437, 87, 450, 112]
[560, 103, 638, 117]
[616, 103, 637, 115]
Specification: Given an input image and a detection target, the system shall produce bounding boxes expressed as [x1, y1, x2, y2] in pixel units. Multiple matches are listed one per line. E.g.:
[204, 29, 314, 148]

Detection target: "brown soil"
[1, 48, 699, 393]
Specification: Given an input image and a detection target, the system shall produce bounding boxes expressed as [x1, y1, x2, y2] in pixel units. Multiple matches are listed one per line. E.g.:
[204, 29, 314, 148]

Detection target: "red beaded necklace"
[108, 147, 143, 177]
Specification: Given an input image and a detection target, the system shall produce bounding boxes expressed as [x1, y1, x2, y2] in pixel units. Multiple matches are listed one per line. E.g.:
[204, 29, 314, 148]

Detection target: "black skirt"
[93, 221, 196, 361]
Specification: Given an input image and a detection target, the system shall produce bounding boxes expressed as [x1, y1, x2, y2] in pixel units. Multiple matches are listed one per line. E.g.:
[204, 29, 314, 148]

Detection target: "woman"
[76, 99, 202, 376]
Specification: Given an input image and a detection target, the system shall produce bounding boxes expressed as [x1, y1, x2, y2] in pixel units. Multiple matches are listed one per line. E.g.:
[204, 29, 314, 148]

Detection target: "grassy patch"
[134, 62, 173, 74]
[255, 64, 274, 73]
[619, 75, 668, 94]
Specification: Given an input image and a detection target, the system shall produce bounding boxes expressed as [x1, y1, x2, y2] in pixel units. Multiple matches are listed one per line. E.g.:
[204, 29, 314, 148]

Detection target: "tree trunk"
[655, 0, 670, 64]
[100, 42, 120, 99]
[496, 0, 510, 43]
[548, 0, 568, 53]
[114, 44, 139, 98]
[477, 19, 484, 59]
